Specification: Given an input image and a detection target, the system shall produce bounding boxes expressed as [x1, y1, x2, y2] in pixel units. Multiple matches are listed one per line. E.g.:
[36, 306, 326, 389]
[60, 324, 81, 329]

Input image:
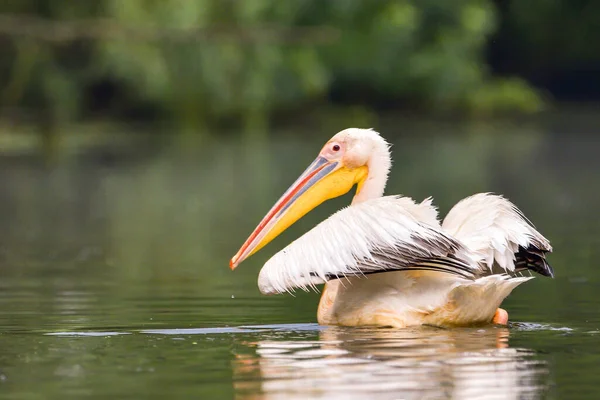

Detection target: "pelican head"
[230, 128, 391, 270]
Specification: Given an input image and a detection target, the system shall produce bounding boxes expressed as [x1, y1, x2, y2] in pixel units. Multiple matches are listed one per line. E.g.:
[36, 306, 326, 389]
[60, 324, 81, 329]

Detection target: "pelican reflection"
[233, 326, 548, 400]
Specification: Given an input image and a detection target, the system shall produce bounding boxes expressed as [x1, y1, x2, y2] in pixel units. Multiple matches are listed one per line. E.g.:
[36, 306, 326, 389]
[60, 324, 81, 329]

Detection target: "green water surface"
[0, 119, 599, 399]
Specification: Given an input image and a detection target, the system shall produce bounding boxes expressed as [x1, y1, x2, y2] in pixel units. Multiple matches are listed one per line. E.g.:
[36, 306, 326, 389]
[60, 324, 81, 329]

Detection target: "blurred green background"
[1, 0, 599, 147]
[1, 2, 600, 399]
[0, 0, 599, 317]
[0, 0, 599, 320]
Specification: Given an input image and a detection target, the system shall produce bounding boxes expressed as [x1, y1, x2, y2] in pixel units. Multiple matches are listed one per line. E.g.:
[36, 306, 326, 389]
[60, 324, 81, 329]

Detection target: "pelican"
[230, 128, 554, 328]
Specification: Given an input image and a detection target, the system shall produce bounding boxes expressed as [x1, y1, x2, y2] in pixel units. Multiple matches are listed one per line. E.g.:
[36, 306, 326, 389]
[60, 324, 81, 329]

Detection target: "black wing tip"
[537, 261, 555, 278]
[522, 259, 554, 278]
[516, 245, 554, 278]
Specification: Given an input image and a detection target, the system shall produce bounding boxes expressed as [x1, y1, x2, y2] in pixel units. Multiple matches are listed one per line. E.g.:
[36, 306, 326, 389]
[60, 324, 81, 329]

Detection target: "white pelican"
[230, 128, 553, 328]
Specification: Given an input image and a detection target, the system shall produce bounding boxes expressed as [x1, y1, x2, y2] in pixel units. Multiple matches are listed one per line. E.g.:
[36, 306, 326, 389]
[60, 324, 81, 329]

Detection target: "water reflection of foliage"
[0, 121, 598, 323]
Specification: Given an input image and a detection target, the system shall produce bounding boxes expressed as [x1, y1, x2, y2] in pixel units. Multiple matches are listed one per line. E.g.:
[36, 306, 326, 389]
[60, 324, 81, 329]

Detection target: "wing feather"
[258, 196, 479, 294]
[442, 193, 553, 277]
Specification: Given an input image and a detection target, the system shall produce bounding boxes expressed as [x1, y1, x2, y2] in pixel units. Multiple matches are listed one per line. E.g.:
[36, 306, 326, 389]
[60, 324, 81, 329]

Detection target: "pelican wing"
[442, 193, 553, 277]
[258, 196, 479, 294]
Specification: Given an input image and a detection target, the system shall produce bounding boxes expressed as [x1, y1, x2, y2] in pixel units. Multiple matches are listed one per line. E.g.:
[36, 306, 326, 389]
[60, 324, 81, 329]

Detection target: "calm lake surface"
[0, 117, 599, 399]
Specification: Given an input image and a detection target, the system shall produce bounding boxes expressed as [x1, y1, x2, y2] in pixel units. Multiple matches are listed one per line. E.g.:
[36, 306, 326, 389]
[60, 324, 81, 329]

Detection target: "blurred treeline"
[0, 0, 598, 134]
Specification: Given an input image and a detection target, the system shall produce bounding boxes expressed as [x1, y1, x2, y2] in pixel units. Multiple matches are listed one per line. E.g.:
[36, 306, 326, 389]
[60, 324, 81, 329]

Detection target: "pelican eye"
[332, 144, 340, 152]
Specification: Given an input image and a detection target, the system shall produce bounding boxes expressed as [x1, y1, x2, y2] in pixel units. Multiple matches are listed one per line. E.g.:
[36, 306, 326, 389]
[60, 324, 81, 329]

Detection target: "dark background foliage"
[1, 0, 598, 136]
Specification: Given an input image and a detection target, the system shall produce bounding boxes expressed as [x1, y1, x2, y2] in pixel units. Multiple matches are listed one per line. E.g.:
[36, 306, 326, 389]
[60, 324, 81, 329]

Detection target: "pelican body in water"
[230, 128, 553, 328]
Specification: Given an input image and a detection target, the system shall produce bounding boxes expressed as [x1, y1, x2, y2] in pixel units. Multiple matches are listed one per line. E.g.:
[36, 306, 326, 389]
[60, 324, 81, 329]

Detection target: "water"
[0, 117, 599, 399]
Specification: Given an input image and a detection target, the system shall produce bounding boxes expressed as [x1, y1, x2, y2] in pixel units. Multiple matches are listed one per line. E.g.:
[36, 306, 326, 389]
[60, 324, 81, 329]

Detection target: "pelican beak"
[230, 156, 367, 270]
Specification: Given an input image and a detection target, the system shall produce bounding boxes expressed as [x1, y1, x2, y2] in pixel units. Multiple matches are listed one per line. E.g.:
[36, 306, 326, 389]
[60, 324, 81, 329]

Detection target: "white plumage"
[258, 196, 479, 295]
[443, 193, 552, 273]
[259, 193, 552, 296]
[233, 128, 553, 328]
